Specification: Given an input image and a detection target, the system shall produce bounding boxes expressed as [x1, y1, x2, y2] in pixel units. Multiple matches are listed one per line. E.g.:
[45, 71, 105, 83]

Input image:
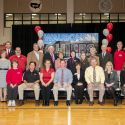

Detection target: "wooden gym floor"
[0, 100, 125, 125]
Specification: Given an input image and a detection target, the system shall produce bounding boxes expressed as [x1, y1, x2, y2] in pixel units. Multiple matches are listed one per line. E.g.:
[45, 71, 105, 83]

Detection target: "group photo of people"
[0, 40, 125, 107]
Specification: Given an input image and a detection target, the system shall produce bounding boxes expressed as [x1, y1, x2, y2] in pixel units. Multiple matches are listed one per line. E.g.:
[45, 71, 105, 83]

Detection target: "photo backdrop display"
[43, 33, 99, 57]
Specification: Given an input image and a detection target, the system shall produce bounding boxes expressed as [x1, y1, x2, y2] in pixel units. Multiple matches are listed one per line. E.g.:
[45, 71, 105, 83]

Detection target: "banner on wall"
[43, 33, 99, 57]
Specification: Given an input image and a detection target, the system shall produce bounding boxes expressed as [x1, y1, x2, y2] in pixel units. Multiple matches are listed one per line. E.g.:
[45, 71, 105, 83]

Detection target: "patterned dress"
[0, 59, 10, 88]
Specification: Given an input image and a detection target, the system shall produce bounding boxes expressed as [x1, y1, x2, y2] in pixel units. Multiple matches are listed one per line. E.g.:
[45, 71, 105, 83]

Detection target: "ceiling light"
[6, 14, 12, 16]
[32, 14, 37, 16]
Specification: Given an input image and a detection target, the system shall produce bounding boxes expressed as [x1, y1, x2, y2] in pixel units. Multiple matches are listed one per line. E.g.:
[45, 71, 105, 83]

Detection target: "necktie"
[61, 69, 64, 86]
[51, 54, 55, 63]
[93, 68, 96, 83]
[102, 53, 105, 58]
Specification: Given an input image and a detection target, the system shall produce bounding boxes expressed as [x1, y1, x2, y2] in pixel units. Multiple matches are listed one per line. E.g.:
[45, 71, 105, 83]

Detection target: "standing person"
[114, 41, 125, 79]
[27, 43, 43, 71]
[53, 59, 73, 106]
[0, 50, 10, 102]
[6, 60, 22, 106]
[80, 51, 89, 72]
[9, 47, 27, 72]
[55, 51, 64, 70]
[67, 50, 80, 74]
[85, 57, 105, 106]
[43, 45, 57, 69]
[88, 47, 100, 66]
[72, 62, 87, 104]
[18, 61, 40, 106]
[5, 41, 15, 58]
[40, 59, 54, 106]
[105, 61, 119, 106]
[99, 45, 113, 69]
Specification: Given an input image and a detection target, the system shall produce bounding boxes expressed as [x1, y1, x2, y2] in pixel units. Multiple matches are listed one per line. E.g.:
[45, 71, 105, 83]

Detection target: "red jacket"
[6, 68, 23, 85]
[9, 55, 27, 72]
[114, 50, 125, 70]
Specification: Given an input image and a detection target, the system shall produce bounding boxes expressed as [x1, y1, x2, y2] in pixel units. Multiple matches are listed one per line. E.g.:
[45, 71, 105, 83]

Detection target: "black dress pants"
[74, 85, 84, 102]
[41, 84, 53, 102]
[7, 85, 18, 100]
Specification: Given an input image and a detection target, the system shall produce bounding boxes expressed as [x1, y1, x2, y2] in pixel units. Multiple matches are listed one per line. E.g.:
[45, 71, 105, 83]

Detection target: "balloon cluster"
[34, 26, 44, 49]
[102, 23, 113, 53]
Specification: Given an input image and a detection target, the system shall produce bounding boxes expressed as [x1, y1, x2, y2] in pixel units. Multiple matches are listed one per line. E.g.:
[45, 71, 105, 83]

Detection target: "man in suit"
[99, 45, 113, 69]
[5, 41, 15, 58]
[27, 43, 43, 71]
[43, 45, 57, 69]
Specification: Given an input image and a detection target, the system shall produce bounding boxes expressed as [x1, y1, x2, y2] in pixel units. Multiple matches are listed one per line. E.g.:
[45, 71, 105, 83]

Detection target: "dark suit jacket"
[120, 70, 125, 87]
[43, 52, 57, 69]
[6, 49, 15, 58]
[105, 70, 119, 89]
[72, 70, 86, 88]
[99, 52, 113, 69]
[67, 57, 80, 74]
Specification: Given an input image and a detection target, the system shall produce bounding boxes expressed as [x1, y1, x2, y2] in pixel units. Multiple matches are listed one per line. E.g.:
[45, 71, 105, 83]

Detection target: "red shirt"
[6, 68, 23, 85]
[114, 50, 125, 70]
[9, 55, 27, 72]
[40, 68, 54, 84]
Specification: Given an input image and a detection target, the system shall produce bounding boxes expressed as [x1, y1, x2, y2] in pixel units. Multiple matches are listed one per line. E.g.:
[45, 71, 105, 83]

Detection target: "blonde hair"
[105, 61, 114, 71]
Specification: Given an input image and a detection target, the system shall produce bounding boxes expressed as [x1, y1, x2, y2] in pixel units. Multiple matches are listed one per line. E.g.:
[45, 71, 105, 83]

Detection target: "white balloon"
[37, 39, 44, 49]
[102, 39, 108, 46]
[37, 30, 44, 38]
[103, 29, 109, 36]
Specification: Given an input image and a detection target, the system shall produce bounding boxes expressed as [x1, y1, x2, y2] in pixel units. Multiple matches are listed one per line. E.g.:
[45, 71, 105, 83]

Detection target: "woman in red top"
[6, 60, 22, 106]
[40, 59, 54, 106]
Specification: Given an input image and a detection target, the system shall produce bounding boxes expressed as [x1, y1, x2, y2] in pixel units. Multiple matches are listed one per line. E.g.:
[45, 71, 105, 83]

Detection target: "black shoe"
[46, 101, 49, 106]
[54, 101, 58, 106]
[66, 100, 70, 106]
[79, 100, 83, 104]
[98, 101, 104, 106]
[89, 101, 94, 106]
[35, 100, 40, 106]
[18, 100, 24, 106]
[114, 100, 118, 106]
[75, 100, 79, 104]
[42, 100, 45, 106]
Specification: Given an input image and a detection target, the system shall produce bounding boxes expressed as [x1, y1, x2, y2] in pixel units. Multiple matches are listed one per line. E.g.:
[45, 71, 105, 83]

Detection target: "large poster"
[43, 33, 99, 57]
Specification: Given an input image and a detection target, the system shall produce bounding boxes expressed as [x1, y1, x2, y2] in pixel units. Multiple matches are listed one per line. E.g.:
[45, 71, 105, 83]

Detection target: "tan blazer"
[27, 51, 43, 71]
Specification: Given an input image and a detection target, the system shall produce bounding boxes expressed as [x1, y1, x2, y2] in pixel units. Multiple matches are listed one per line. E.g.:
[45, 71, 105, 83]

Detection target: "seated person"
[120, 62, 125, 98]
[40, 59, 54, 106]
[18, 61, 40, 106]
[85, 57, 105, 106]
[105, 61, 119, 106]
[72, 62, 87, 104]
[53, 59, 73, 106]
[6, 60, 22, 107]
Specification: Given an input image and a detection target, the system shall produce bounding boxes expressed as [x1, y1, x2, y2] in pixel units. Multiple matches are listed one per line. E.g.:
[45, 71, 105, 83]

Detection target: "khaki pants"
[87, 83, 105, 102]
[53, 84, 72, 101]
[18, 83, 40, 100]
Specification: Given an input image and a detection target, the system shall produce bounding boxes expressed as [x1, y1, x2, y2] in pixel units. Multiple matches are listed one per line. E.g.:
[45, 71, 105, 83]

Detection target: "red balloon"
[107, 23, 113, 31]
[106, 34, 113, 42]
[106, 47, 112, 53]
[34, 26, 41, 33]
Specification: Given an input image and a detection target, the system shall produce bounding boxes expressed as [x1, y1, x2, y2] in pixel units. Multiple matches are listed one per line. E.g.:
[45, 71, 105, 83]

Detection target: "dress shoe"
[42, 100, 45, 106]
[18, 100, 24, 106]
[75, 100, 79, 104]
[35, 100, 40, 106]
[89, 101, 94, 106]
[46, 101, 49, 106]
[54, 101, 58, 106]
[114, 100, 118, 106]
[98, 101, 104, 106]
[66, 100, 70, 106]
[79, 100, 83, 104]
